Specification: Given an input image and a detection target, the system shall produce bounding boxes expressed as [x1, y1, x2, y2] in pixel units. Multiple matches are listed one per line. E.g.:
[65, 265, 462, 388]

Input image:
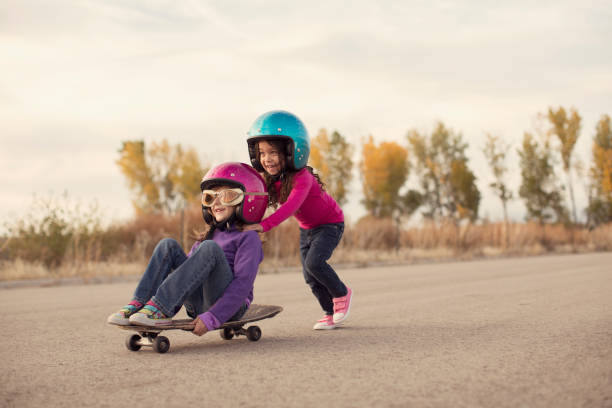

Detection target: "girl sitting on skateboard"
[107, 162, 268, 336]
[243, 110, 353, 330]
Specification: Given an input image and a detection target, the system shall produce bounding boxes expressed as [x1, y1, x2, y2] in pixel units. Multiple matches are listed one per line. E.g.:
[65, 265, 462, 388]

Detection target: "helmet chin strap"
[213, 212, 237, 231]
[202, 208, 238, 240]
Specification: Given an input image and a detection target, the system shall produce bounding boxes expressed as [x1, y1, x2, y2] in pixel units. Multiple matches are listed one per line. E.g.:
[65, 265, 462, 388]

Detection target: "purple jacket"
[186, 226, 263, 330]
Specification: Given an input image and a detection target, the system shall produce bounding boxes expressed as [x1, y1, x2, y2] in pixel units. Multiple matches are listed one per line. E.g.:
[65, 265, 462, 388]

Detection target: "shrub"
[2, 193, 103, 269]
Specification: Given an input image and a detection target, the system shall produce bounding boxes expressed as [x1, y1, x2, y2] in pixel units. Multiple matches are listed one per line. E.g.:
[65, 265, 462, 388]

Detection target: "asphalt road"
[1, 253, 611, 408]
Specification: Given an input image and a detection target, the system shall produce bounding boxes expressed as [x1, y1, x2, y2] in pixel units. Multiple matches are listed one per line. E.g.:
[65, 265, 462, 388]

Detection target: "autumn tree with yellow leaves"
[586, 114, 612, 225]
[310, 129, 354, 206]
[547, 107, 581, 223]
[359, 136, 409, 218]
[117, 140, 206, 214]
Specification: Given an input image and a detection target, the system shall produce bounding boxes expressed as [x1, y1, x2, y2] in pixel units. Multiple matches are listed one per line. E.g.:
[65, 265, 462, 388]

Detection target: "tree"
[518, 132, 567, 224]
[547, 107, 582, 223]
[310, 129, 354, 206]
[482, 133, 513, 224]
[310, 129, 330, 179]
[117, 140, 207, 214]
[406, 122, 481, 222]
[586, 114, 612, 225]
[359, 136, 409, 218]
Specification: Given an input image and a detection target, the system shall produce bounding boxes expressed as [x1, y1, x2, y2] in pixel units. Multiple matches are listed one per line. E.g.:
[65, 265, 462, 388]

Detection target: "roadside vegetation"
[2, 107, 611, 281]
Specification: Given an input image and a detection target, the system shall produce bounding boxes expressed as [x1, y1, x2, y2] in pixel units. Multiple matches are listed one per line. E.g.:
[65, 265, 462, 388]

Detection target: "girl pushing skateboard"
[107, 162, 268, 337]
[243, 110, 353, 330]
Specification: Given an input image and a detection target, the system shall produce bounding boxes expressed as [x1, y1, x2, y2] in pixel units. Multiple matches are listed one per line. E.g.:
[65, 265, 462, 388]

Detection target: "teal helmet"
[246, 110, 310, 172]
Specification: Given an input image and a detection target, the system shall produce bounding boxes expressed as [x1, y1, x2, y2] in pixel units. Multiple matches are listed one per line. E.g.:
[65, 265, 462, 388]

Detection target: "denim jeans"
[132, 238, 246, 320]
[299, 222, 347, 315]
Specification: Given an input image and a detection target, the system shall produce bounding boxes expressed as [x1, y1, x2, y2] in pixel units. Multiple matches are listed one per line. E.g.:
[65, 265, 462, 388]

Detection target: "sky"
[1, 0, 611, 229]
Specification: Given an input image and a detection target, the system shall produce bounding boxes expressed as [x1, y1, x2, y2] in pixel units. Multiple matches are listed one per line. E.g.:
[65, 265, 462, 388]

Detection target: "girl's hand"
[243, 223, 263, 232]
[192, 317, 208, 336]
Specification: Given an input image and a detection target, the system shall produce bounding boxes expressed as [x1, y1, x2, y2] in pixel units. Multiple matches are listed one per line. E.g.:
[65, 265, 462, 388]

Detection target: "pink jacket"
[260, 168, 344, 232]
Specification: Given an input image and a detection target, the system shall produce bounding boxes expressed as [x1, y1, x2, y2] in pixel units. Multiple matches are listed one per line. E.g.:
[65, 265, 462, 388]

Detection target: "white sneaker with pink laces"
[313, 315, 336, 330]
[332, 287, 352, 324]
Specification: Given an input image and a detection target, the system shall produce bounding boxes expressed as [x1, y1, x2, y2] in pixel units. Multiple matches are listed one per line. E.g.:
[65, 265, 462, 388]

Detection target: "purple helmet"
[200, 162, 268, 224]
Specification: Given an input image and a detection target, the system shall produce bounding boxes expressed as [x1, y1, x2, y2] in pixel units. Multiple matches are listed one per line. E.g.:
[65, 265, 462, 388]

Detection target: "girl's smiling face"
[210, 186, 237, 222]
[258, 140, 285, 176]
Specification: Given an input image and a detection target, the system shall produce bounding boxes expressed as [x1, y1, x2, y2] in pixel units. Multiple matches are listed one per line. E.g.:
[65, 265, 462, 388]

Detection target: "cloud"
[1, 0, 611, 224]
[0, 0, 198, 36]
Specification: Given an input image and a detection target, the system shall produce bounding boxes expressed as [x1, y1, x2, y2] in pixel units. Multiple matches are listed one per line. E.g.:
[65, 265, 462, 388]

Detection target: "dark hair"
[256, 140, 325, 208]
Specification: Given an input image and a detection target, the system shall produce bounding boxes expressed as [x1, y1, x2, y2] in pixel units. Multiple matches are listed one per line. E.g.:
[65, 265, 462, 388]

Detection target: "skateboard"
[118, 304, 283, 353]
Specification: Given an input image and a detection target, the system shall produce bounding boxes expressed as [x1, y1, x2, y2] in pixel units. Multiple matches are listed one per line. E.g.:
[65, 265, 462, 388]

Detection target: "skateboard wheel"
[220, 328, 234, 340]
[153, 336, 170, 353]
[125, 334, 142, 352]
[246, 326, 261, 341]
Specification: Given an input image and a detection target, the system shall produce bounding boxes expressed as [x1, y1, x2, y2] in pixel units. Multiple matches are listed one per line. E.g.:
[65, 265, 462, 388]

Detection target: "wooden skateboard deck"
[118, 304, 282, 353]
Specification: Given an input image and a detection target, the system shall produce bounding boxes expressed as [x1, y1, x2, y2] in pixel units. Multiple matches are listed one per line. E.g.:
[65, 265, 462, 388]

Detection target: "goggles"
[201, 188, 267, 207]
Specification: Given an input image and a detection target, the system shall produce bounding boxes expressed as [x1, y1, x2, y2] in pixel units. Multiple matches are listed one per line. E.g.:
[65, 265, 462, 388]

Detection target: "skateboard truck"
[219, 325, 261, 341]
[125, 329, 172, 354]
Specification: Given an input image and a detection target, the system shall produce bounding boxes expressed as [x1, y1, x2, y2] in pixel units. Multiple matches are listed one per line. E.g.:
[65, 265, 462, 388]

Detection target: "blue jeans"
[299, 222, 347, 315]
[132, 238, 246, 320]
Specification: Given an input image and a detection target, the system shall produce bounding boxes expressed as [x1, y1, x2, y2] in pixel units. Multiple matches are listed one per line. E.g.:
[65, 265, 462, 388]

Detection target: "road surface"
[1, 253, 611, 407]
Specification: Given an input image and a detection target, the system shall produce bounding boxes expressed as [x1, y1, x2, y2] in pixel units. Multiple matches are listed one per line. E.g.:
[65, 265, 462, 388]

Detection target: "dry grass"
[254, 220, 612, 273]
[1, 216, 611, 282]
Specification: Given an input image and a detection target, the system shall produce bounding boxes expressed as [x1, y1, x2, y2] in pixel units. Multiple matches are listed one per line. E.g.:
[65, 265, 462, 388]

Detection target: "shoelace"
[141, 306, 165, 319]
[119, 305, 138, 317]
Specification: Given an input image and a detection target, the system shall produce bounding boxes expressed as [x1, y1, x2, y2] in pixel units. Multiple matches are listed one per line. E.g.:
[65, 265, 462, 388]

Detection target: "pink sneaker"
[313, 315, 336, 330]
[332, 287, 352, 324]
